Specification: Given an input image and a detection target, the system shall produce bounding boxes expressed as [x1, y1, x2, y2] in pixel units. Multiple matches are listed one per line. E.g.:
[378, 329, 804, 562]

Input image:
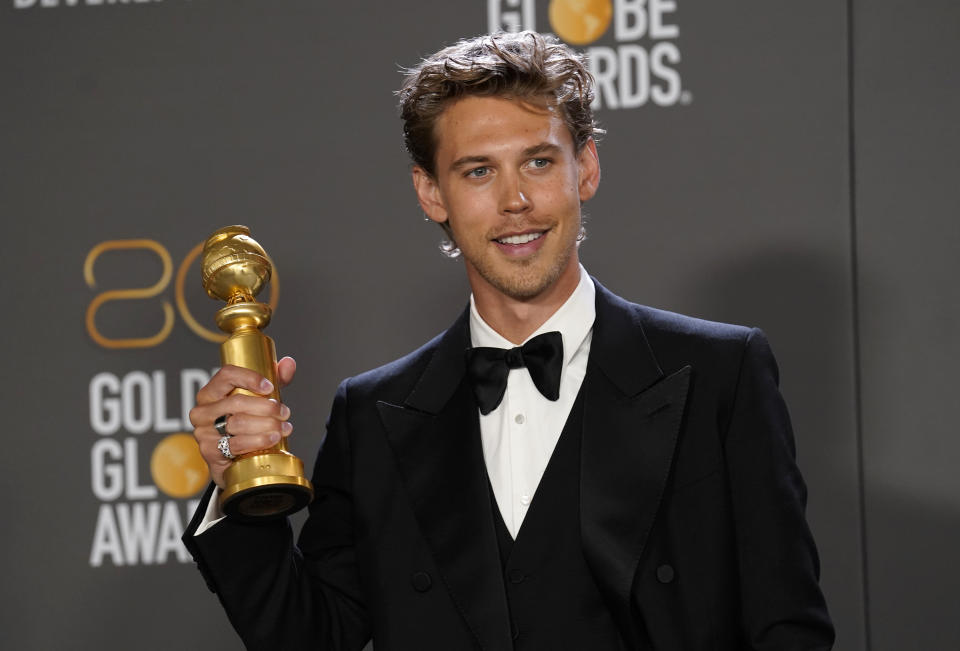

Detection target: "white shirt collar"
[469, 264, 596, 369]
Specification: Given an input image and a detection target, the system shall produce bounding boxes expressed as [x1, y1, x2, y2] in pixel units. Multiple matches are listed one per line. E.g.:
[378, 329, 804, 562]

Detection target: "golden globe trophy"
[201, 225, 313, 520]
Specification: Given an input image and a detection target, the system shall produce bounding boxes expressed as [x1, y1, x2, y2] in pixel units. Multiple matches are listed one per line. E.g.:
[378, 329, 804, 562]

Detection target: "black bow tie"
[465, 331, 564, 416]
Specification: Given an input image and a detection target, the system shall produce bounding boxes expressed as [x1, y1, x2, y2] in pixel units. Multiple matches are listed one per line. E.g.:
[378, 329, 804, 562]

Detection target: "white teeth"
[497, 232, 543, 245]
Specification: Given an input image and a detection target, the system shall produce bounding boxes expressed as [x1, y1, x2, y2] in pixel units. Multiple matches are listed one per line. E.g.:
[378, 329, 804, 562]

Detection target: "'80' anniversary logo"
[85, 238, 279, 567]
[489, 0, 690, 109]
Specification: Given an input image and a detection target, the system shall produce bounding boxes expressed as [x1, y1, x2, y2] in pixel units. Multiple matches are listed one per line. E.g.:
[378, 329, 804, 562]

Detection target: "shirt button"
[515, 413, 525, 424]
[520, 494, 531, 506]
[411, 571, 433, 592]
[656, 564, 675, 584]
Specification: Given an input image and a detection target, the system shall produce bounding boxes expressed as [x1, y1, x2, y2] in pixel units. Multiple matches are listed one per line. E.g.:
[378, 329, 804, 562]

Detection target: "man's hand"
[189, 356, 297, 488]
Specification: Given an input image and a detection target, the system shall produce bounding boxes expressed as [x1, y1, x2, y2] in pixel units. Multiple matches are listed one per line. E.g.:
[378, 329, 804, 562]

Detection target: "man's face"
[413, 95, 600, 303]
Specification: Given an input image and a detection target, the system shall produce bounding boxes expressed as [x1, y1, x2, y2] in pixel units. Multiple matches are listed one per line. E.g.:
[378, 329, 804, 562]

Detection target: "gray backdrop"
[1, 1, 956, 649]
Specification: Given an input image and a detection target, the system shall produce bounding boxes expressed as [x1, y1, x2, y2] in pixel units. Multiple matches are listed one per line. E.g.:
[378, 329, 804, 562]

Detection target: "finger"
[195, 422, 282, 464]
[277, 356, 297, 388]
[194, 427, 234, 471]
[189, 393, 288, 428]
[196, 365, 274, 405]
[194, 434, 238, 488]
[217, 413, 294, 438]
[206, 431, 283, 459]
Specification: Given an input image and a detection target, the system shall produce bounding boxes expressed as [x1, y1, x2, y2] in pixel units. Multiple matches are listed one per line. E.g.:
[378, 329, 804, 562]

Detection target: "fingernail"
[280, 404, 291, 419]
[282, 422, 293, 435]
[269, 433, 281, 444]
[260, 379, 274, 393]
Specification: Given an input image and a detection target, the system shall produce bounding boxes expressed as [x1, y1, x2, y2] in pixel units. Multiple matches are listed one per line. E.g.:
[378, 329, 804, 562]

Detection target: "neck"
[470, 257, 581, 344]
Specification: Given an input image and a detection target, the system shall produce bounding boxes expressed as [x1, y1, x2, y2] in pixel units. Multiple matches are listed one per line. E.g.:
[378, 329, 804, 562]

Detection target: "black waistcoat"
[488, 389, 629, 651]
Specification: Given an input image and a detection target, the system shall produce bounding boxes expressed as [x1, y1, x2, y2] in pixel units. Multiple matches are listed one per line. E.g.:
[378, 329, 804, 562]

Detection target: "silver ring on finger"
[214, 414, 231, 437]
[217, 435, 235, 460]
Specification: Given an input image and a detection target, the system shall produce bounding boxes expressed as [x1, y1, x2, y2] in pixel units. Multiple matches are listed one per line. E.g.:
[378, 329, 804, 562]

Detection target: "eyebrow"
[449, 155, 490, 172]
[448, 142, 563, 172]
[522, 143, 562, 158]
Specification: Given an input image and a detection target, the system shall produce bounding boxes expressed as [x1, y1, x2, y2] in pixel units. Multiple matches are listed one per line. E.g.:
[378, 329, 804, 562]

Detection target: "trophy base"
[220, 451, 314, 521]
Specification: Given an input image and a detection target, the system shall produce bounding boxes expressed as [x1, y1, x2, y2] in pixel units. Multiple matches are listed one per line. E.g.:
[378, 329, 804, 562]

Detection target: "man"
[184, 31, 834, 650]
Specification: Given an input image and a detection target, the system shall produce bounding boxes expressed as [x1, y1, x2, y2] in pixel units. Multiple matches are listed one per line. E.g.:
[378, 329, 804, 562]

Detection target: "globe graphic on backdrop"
[549, 0, 614, 46]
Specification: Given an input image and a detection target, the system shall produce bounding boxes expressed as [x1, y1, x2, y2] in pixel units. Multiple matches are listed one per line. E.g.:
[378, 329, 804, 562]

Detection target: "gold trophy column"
[202, 225, 313, 520]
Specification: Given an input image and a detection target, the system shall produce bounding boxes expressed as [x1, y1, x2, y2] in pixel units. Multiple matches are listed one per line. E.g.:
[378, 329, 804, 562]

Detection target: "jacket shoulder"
[627, 302, 778, 395]
[601, 281, 750, 341]
[634, 303, 753, 346]
[599, 286, 761, 375]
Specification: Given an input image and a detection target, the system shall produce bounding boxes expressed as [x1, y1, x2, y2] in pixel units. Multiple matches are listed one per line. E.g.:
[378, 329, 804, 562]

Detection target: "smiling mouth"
[495, 231, 545, 245]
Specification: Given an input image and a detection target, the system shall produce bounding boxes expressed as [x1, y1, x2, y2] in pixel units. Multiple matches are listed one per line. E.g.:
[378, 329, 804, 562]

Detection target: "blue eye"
[467, 166, 489, 178]
[530, 158, 550, 169]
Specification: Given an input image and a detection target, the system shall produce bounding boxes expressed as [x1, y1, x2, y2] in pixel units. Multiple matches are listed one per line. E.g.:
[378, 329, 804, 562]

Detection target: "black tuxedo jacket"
[184, 280, 834, 650]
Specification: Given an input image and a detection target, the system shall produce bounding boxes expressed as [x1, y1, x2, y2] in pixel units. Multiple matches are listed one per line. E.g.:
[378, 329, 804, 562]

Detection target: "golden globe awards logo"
[488, 0, 691, 109]
[88, 370, 211, 567]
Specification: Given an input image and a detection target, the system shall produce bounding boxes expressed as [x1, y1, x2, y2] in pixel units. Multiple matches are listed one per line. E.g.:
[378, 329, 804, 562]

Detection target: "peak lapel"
[377, 309, 512, 651]
[581, 282, 692, 636]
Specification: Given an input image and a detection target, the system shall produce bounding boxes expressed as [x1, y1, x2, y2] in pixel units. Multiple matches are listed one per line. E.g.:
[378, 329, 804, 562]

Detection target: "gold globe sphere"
[201, 225, 272, 303]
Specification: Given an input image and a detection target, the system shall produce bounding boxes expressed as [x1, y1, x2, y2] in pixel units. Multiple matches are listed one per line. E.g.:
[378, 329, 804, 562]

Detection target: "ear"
[412, 166, 448, 224]
[577, 138, 601, 202]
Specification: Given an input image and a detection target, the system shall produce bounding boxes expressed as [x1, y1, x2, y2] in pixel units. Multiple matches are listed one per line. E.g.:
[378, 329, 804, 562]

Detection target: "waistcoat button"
[656, 564, 675, 584]
[411, 571, 432, 592]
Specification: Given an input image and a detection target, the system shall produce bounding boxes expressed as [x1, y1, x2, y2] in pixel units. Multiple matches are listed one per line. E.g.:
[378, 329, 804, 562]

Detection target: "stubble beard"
[466, 229, 579, 301]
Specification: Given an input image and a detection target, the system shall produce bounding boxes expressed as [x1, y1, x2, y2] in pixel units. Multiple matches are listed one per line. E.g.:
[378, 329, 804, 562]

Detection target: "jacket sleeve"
[182, 381, 371, 651]
[724, 328, 835, 650]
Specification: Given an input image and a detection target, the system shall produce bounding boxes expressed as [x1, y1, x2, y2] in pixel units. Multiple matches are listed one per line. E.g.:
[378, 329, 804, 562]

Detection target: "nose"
[499, 172, 531, 216]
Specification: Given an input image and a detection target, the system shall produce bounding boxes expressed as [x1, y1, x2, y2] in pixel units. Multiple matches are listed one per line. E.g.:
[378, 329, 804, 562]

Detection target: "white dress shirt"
[197, 265, 596, 538]
[470, 265, 595, 538]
